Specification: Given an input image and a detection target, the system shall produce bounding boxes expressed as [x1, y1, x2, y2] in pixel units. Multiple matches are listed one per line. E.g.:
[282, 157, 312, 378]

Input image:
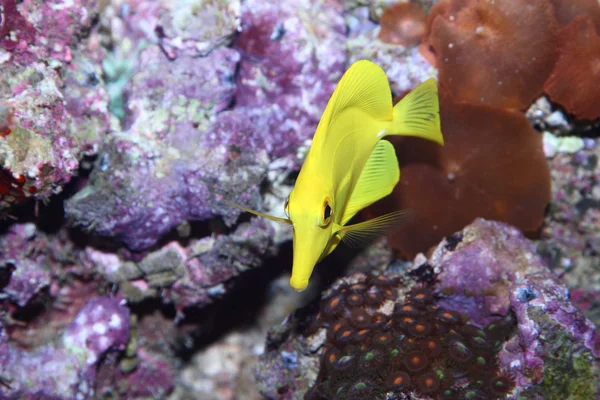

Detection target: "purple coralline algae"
[65, 45, 254, 250]
[233, 0, 346, 160]
[0, 297, 130, 399]
[429, 220, 600, 395]
[537, 138, 600, 324]
[0, 223, 51, 307]
[0, 0, 110, 212]
[256, 219, 600, 399]
[66, 0, 347, 250]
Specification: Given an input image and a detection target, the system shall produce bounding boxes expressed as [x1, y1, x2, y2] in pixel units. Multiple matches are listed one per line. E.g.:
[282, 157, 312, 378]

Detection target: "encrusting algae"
[226, 60, 444, 291]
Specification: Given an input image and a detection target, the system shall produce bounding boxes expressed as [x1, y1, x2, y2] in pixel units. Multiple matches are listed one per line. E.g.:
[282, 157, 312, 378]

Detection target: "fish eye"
[321, 198, 332, 226]
[284, 196, 290, 218]
[324, 204, 331, 220]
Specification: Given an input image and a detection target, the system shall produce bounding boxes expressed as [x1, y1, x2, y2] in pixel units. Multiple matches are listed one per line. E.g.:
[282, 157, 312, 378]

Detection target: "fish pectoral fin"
[390, 78, 444, 146]
[341, 139, 400, 225]
[337, 209, 415, 248]
[222, 199, 292, 225]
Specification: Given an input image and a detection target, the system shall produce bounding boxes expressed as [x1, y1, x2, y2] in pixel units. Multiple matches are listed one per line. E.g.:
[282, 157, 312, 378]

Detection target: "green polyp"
[364, 352, 375, 361]
[473, 337, 487, 345]
[435, 368, 445, 380]
[494, 379, 508, 389]
[455, 342, 468, 353]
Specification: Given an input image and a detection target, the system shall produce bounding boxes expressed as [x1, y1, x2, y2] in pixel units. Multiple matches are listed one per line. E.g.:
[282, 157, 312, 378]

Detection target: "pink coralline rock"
[0, 0, 37, 63]
[0, 223, 52, 307]
[115, 348, 175, 399]
[107, 0, 241, 55]
[537, 139, 600, 326]
[0, 0, 110, 212]
[0, 297, 130, 399]
[15, 0, 101, 63]
[93, 312, 176, 400]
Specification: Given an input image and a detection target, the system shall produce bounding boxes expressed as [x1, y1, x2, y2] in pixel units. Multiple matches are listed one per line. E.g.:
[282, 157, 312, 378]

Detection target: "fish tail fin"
[388, 78, 444, 146]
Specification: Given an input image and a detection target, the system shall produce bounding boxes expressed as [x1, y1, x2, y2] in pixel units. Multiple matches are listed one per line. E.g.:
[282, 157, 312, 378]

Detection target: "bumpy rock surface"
[256, 219, 600, 399]
[0, 0, 110, 212]
[0, 297, 130, 399]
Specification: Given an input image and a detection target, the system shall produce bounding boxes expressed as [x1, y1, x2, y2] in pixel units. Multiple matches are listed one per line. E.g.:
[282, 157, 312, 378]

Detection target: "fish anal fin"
[341, 140, 400, 225]
[222, 199, 292, 225]
[338, 209, 415, 248]
[390, 78, 444, 146]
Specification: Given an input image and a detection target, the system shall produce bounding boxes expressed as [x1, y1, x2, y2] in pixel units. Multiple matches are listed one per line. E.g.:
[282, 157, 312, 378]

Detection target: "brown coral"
[548, 0, 600, 33]
[543, 16, 600, 121]
[420, 0, 559, 110]
[378, 2, 427, 47]
[370, 90, 551, 259]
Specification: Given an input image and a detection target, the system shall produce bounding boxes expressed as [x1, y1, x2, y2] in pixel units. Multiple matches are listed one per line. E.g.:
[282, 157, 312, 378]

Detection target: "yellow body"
[226, 60, 444, 291]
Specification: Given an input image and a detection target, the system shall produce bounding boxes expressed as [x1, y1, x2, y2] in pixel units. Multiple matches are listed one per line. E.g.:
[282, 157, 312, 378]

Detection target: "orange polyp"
[347, 293, 364, 306]
[332, 322, 344, 332]
[386, 371, 411, 390]
[417, 371, 441, 393]
[328, 352, 338, 363]
[404, 350, 429, 372]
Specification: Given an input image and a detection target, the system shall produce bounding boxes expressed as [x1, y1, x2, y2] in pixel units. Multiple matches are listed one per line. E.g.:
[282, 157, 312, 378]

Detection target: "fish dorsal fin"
[337, 209, 415, 248]
[341, 139, 400, 225]
[222, 199, 292, 225]
[315, 60, 393, 147]
[390, 78, 444, 145]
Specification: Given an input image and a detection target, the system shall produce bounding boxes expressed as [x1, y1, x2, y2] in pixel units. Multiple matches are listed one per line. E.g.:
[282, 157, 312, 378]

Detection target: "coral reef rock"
[0, 297, 130, 399]
[0, 0, 110, 212]
[256, 219, 600, 399]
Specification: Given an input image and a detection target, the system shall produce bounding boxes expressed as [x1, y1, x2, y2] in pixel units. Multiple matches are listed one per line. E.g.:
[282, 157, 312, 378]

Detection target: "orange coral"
[369, 90, 551, 259]
[378, 2, 427, 47]
[420, 0, 558, 110]
[543, 16, 600, 121]
[548, 0, 600, 33]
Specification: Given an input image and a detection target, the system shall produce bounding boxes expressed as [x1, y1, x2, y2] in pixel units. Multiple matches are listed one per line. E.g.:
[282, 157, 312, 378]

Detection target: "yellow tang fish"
[225, 60, 444, 291]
